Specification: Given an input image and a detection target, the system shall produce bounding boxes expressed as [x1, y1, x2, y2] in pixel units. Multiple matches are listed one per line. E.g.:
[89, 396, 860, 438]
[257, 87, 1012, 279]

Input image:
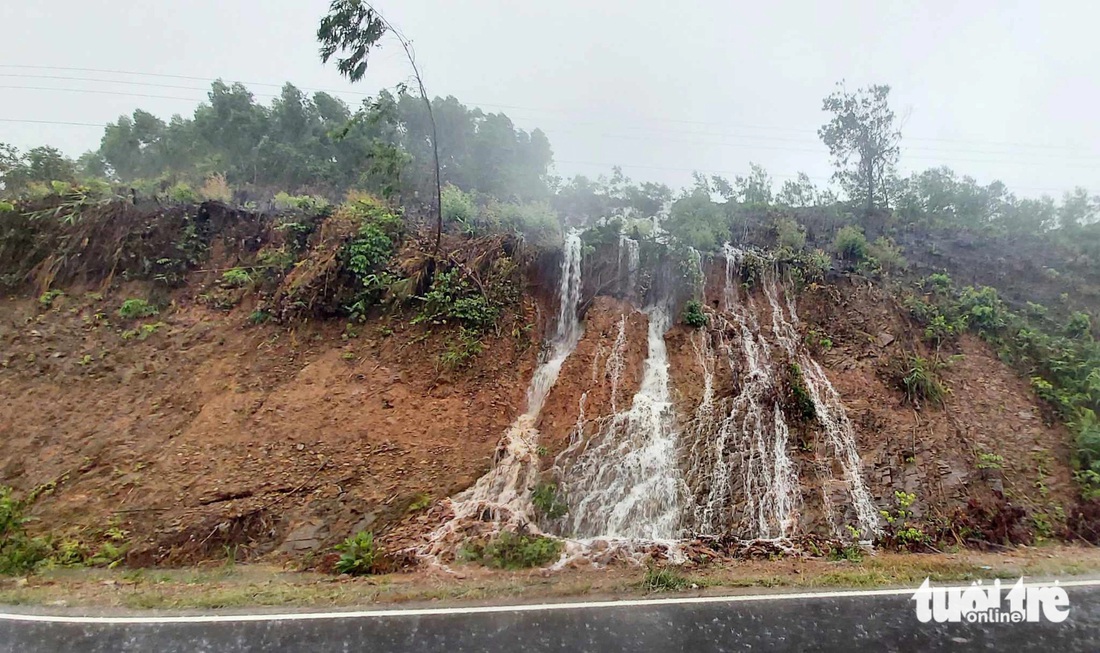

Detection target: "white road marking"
[1, 578, 1098, 625]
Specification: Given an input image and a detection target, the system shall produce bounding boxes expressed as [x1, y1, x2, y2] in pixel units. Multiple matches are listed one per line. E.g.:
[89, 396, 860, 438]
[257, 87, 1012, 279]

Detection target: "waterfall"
[684, 245, 798, 538]
[422, 230, 584, 553]
[554, 303, 685, 540]
[762, 274, 880, 537]
[605, 315, 628, 412]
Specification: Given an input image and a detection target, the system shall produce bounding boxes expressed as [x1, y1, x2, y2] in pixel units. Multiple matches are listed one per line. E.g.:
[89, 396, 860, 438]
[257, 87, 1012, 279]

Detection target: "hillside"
[0, 193, 1093, 577]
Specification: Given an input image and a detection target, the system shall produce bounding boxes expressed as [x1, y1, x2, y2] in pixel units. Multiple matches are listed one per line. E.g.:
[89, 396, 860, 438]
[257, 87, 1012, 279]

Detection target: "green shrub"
[868, 236, 907, 272]
[833, 225, 868, 261]
[334, 531, 378, 576]
[1065, 312, 1093, 340]
[682, 300, 707, 328]
[924, 272, 953, 292]
[221, 268, 252, 287]
[923, 314, 964, 347]
[406, 493, 432, 512]
[976, 453, 1004, 470]
[38, 290, 63, 308]
[531, 481, 568, 520]
[785, 363, 816, 422]
[799, 249, 832, 282]
[957, 286, 1006, 334]
[774, 217, 807, 250]
[459, 532, 562, 569]
[0, 487, 49, 575]
[272, 192, 329, 213]
[117, 298, 158, 320]
[440, 327, 485, 369]
[441, 184, 477, 235]
[166, 182, 200, 204]
[414, 269, 501, 333]
[340, 198, 403, 315]
[248, 310, 271, 325]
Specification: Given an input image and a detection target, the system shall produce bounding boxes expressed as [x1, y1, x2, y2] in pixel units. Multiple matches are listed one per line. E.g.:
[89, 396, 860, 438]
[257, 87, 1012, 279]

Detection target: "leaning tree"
[317, 0, 444, 255]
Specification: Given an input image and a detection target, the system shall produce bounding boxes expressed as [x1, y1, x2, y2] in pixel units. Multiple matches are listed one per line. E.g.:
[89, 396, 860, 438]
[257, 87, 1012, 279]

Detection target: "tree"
[818, 82, 900, 212]
[776, 173, 819, 208]
[734, 163, 773, 205]
[318, 0, 444, 256]
[1059, 187, 1098, 231]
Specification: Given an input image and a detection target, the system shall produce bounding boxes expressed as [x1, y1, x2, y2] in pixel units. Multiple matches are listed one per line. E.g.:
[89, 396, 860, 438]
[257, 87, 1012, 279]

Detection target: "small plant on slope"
[682, 300, 707, 328]
[334, 531, 378, 576]
[531, 481, 568, 520]
[117, 298, 158, 320]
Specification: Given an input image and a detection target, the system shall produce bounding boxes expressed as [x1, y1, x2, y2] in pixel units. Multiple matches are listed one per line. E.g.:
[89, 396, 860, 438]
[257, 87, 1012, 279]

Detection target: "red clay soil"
[535, 297, 649, 463]
[665, 261, 1075, 541]
[0, 284, 542, 566]
[0, 259, 1081, 569]
[788, 276, 1074, 537]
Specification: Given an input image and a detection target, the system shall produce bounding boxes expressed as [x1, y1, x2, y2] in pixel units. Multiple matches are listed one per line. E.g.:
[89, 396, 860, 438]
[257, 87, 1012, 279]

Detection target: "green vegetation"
[117, 298, 158, 320]
[642, 564, 689, 592]
[531, 482, 568, 520]
[340, 195, 404, 318]
[334, 531, 378, 576]
[908, 274, 1100, 497]
[0, 486, 48, 574]
[774, 216, 807, 250]
[681, 300, 707, 328]
[893, 354, 948, 407]
[459, 532, 562, 569]
[37, 290, 63, 308]
[878, 491, 929, 550]
[414, 270, 500, 332]
[406, 493, 433, 512]
[784, 363, 817, 422]
[221, 268, 253, 287]
[977, 453, 1005, 470]
[121, 322, 165, 342]
[833, 225, 869, 262]
[0, 486, 128, 575]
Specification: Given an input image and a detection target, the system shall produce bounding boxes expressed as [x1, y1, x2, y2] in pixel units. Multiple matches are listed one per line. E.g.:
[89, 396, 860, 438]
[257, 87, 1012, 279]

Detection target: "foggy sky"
[1, 0, 1097, 198]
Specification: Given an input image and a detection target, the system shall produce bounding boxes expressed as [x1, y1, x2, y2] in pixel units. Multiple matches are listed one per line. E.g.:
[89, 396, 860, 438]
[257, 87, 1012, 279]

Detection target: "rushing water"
[421, 230, 584, 554]
[684, 245, 799, 538]
[682, 244, 879, 539]
[554, 303, 686, 540]
[762, 272, 880, 537]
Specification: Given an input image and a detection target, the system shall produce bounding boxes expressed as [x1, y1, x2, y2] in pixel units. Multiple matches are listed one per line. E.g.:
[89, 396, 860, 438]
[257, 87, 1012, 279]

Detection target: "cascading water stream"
[554, 303, 686, 541]
[421, 230, 584, 556]
[685, 245, 799, 538]
[762, 273, 880, 537]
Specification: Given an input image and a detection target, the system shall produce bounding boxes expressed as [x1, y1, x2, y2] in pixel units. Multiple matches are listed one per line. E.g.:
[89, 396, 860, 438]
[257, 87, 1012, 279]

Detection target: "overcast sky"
[2, 0, 1097, 198]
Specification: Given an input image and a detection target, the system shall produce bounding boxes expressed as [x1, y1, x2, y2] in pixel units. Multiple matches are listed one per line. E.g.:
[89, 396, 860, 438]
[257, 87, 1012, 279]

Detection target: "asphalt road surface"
[2, 581, 1098, 652]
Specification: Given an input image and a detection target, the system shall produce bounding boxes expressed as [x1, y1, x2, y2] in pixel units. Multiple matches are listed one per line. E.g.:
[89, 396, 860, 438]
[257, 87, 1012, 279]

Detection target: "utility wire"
[1, 63, 1094, 153]
[7, 84, 1100, 171]
[0, 117, 1074, 194]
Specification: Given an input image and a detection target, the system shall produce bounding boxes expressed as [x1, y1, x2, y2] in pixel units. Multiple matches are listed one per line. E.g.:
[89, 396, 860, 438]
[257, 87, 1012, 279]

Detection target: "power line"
[8, 83, 1100, 170]
[0, 118, 103, 128]
[0, 117, 1073, 194]
[2, 64, 1095, 154]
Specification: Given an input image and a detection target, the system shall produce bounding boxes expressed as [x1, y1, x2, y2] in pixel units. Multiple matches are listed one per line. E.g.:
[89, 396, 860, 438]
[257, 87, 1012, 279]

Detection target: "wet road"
[2, 581, 1098, 652]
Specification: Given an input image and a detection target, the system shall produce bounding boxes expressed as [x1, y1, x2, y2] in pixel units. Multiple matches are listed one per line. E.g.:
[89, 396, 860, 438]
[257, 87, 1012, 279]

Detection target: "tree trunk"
[866, 157, 875, 213]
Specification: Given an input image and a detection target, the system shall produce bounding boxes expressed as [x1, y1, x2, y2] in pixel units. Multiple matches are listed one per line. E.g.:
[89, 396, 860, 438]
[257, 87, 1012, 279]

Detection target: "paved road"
[2, 581, 1098, 652]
